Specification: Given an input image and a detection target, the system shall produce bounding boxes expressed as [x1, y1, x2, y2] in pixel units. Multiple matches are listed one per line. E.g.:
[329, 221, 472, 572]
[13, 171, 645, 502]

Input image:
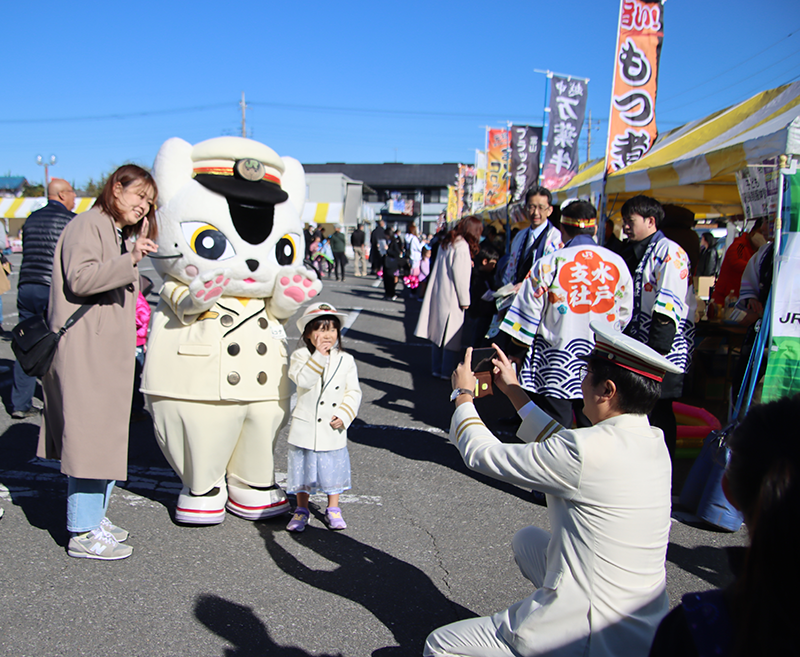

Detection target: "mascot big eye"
[141, 136, 322, 524]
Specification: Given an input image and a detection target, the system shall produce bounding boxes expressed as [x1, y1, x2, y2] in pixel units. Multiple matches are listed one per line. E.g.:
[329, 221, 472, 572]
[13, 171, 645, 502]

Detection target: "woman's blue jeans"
[66, 478, 115, 534]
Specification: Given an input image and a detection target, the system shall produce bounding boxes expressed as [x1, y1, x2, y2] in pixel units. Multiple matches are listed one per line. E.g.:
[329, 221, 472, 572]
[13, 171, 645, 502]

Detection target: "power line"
[0, 102, 232, 125]
[658, 25, 800, 106]
[659, 45, 800, 115]
[248, 100, 536, 122]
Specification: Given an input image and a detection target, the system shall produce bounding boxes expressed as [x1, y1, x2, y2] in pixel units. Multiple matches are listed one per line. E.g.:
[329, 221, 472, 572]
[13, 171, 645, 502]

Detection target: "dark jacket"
[350, 228, 365, 248]
[19, 200, 75, 287]
[330, 231, 346, 254]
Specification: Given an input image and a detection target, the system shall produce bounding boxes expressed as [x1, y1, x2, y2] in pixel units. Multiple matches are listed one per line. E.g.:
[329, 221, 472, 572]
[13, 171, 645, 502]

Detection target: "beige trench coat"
[38, 207, 140, 481]
[414, 237, 472, 351]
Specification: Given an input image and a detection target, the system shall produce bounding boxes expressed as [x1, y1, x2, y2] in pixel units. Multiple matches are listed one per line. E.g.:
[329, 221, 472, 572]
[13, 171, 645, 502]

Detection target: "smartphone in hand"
[470, 347, 497, 373]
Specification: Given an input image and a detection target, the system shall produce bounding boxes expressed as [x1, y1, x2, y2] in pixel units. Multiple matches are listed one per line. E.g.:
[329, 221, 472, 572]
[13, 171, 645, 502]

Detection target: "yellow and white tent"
[553, 81, 800, 218]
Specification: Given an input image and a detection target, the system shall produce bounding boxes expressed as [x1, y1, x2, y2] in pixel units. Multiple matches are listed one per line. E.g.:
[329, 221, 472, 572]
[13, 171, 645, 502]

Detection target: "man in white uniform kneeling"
[425, 322, 680, 657]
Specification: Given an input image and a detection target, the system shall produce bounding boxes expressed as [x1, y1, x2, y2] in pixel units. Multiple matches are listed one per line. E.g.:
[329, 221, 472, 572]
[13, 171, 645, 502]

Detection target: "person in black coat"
[10, 178, 76, 419]
[370, 219, 387, 275]
[697, 231, 721, 277]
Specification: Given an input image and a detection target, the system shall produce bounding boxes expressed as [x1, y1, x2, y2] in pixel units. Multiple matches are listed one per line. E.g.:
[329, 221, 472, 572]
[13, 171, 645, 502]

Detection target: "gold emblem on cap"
[235, 158, 266, 182]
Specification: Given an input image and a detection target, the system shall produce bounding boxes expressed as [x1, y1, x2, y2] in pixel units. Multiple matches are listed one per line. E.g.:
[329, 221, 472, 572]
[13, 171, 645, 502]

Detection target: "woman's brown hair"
[439, 215, 482, 255]
[94, 164, 158, 241]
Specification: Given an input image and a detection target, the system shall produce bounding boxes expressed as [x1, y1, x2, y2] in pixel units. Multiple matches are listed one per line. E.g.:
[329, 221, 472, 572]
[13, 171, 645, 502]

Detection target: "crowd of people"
[3, 175, 793, 654]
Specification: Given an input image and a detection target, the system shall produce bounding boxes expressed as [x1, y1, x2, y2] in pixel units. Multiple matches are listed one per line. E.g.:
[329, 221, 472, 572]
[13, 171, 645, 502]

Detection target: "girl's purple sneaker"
[325, 507, 347, 530]
[286, 508, 310, 532]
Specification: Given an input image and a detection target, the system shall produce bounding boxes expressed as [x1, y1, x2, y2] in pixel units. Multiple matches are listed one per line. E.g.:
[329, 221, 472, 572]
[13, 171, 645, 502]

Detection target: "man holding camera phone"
[426, 325, 679, 657]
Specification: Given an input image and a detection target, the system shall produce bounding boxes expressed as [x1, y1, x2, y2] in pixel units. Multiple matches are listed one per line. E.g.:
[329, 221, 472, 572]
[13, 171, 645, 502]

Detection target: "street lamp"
[36, 154, 57, 192]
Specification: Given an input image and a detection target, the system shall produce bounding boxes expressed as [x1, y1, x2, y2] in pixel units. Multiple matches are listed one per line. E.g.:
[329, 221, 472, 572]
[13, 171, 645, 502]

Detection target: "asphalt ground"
[0, 253, 747, 656]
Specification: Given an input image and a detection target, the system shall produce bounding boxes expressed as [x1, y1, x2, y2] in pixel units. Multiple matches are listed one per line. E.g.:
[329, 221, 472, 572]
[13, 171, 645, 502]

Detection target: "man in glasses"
[501, 186, 563, 288]
[426, 322, 680, 657]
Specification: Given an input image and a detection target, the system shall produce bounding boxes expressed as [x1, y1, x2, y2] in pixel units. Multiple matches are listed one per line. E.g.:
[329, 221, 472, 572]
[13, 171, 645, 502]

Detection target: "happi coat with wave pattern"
[501, 236, 633, 399]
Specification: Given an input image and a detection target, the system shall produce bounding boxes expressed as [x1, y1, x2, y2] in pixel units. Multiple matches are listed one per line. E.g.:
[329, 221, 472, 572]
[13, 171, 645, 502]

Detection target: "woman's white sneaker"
[100, 516, 129, 542]
[67, 527, 133, 560]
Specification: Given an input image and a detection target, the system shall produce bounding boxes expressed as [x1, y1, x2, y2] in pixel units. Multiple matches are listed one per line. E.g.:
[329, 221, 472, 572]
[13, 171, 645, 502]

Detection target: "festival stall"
[552, 81, 800, 218]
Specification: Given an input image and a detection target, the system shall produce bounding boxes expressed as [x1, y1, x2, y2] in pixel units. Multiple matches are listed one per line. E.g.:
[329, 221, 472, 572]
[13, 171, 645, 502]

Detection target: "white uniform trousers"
[424, 526, 550, 657]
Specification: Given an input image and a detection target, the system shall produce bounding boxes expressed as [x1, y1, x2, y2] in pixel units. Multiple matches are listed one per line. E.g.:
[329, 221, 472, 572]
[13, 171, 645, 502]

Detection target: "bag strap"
[57, 303, 94, 337]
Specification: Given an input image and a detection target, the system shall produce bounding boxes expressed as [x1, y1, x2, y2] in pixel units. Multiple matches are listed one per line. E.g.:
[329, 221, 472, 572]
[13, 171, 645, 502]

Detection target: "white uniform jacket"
[501, 223, 563, 286]
[501, 239, 633, 399]
[450, 402, 671, 657]
[141, 280, 291, 402]
[287, 347, 362, 452]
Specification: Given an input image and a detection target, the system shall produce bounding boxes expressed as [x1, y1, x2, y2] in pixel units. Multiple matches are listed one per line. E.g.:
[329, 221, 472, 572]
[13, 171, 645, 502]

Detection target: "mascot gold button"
[256, 343, 267, 355]
[227, 372, 241, 385]
[221, 315, 234, 327]
[228, 343, 240, 356]
[257, 372, 267, 385]
[258, 318, 268, 329]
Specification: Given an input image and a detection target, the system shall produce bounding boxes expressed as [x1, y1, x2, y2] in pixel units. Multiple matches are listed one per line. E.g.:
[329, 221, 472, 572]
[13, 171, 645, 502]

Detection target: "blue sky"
[3, 0, 799, 189]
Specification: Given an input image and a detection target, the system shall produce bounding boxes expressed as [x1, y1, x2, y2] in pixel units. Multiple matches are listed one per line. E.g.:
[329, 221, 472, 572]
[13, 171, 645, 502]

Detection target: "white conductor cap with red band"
[588, 320, 682, 382]
[191, 136, 285, 186]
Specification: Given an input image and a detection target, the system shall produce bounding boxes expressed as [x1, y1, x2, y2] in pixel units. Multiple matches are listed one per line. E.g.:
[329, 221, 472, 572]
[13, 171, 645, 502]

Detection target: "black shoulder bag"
[11, 305, 92, 378]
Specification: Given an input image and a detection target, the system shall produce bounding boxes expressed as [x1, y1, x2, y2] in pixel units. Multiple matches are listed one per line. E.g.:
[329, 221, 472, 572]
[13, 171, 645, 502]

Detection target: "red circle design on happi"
[558, 250, 621, 315]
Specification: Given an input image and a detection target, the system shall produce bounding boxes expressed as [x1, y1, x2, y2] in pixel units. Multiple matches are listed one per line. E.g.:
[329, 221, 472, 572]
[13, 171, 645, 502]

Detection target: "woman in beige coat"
[39, 165, 158, 560]
[415, 215, 482, 379]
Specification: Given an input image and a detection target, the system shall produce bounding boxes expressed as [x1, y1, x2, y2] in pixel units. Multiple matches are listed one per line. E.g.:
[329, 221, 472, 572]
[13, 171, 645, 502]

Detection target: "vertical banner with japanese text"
[510, 125, 543, 203]
[485, 128, 510, 210]
[542, 77, 588, 191]
[458, 164, 476, 218]
[446, 185, 458, 223]
[472, 150, 487, 213]
[605, 0, 664, 173]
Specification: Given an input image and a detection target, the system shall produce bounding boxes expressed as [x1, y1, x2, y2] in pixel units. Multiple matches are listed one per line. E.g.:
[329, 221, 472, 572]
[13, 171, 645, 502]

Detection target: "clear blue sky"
[3, 0, 799, 190]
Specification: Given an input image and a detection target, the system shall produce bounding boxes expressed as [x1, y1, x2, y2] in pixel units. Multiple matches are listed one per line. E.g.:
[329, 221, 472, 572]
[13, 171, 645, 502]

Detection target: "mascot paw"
[269, 266, 322, 317]
[188, 269, 232, 308]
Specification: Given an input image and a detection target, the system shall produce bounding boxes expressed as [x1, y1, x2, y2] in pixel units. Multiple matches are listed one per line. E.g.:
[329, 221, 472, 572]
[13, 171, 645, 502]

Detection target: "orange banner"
[485, 128, 510, 209]
[605, 0, 664, 173]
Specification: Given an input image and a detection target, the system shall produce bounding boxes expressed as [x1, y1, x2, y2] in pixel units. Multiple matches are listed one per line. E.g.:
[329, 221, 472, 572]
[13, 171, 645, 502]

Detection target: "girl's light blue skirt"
[286, 445, 351, 495]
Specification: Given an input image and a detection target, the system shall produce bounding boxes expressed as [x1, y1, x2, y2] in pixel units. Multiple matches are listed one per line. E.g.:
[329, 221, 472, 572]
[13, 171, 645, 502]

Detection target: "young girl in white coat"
[286, 302, 362, 532]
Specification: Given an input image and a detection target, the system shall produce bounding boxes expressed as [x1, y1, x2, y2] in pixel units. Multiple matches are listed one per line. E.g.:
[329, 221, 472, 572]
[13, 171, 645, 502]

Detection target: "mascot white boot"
[141, 136, 322, 524]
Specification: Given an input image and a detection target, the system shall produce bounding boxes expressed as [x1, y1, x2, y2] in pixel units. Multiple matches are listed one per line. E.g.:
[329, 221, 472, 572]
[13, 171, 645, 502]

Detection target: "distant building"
[0, 176, 27, 198]
[304, 172, 369, 230]
[303, 163, 458, 235]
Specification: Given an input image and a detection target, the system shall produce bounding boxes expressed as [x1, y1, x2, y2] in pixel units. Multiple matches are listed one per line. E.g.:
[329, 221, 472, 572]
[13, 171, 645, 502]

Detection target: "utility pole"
[585, 110, 602, 162]
[240, 92, 247, 138]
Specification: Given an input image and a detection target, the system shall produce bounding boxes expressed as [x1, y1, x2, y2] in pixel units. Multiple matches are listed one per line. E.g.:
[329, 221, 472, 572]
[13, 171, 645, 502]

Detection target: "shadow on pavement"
[195, 593, 344, 657]
[0, 408, 175, 542]
[258, 524, 475, 655]
[347, 421, 538, 504]
[666, 541, 737, 589]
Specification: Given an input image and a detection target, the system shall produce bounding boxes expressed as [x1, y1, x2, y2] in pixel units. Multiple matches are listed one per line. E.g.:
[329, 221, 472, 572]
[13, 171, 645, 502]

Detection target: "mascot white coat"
[141, 136, 322, 524]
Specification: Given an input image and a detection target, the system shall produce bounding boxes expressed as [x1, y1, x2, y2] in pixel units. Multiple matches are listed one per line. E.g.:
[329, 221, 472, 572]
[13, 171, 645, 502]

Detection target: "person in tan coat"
[414, 215, 482, 379]
[38, 165, 158, 560]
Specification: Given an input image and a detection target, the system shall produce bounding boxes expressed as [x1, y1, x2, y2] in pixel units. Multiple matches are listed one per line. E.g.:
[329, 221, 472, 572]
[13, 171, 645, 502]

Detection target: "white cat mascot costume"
[141, 136, 322, 524]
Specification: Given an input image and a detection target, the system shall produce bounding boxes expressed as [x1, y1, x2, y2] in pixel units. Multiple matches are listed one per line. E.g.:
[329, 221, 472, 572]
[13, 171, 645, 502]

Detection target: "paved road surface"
[0, 254, 746, 656]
